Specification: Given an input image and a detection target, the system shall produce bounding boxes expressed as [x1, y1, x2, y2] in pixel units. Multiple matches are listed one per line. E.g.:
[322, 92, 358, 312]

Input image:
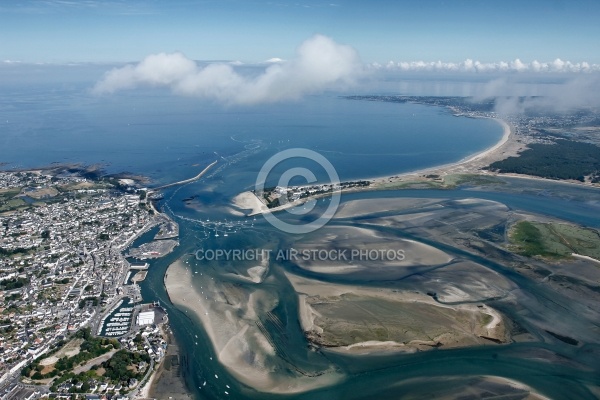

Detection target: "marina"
[98, 298, 135, 337]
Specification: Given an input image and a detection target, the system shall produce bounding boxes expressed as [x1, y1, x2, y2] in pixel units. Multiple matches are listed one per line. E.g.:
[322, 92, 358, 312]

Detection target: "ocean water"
[6, 81, 600, 399]
[0, 85, 502, 185]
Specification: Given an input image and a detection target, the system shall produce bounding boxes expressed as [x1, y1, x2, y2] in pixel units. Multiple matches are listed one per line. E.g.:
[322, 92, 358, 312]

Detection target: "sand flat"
[290, 225, 453, 279]
[231, 191, 268, 215]
[164, 259, 343, 394]
[334, 198, 444, 218]
[285, 272, 509, 354]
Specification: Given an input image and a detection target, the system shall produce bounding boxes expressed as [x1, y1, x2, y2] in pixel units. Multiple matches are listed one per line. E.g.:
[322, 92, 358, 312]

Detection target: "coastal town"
[0, 169, 176, 399]
[256, 180, 371, 210]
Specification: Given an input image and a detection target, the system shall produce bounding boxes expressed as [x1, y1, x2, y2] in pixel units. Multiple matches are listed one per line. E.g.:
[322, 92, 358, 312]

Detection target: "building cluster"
[260, 180, 371, 209]
[0, 170, 158, 390]
[53, 380, 133, 398]
[121, 324, 166, 362]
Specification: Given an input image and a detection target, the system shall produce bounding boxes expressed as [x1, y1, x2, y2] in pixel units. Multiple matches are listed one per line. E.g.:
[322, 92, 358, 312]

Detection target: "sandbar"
[285, 272, 509, 355]
[164, 258, 343, 394]
[231, 191, 268, 216]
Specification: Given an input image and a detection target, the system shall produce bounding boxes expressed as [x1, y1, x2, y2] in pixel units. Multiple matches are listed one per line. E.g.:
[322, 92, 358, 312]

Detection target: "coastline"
[236, 117, 522, 216]
[370, 116, 518, 184]
[237, 116, 600, 217]
[364, 116, 600, 190]
[571, 253, 600, 265]
[138, 326, 194, 400]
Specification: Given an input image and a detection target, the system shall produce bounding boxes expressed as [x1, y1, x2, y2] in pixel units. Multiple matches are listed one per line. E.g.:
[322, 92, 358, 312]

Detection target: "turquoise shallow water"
[4, 83, 599, 399]
[140, 183, 600, 400]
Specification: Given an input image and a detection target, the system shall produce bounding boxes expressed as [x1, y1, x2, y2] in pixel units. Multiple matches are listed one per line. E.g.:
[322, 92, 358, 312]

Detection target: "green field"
[442, 174, 506, 187]
[509, 220, 600, 260]
[377, 180, 444, 190]
[0, 198, 27, 212]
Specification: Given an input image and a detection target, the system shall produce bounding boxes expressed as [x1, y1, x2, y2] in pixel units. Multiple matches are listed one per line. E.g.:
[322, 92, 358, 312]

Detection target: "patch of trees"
[101, 349, 150, 381]
[78, 297, 98, 309]
[0, 246, 29, 257]
[487, 139, 600, 181]
[4, 293, 21, 301]
[511, 221, 547, 257]
[340, 180, 371, 188]
[0, 276, 29, 290]
[25, 328, 119, 380]
[266, 197, 280, 208]
[47, 349, 149, 393]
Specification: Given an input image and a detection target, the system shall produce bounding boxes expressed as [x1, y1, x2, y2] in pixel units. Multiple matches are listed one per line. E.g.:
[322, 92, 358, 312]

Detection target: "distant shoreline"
[232, 115, 600, 217]
[233, 117, 520, 216]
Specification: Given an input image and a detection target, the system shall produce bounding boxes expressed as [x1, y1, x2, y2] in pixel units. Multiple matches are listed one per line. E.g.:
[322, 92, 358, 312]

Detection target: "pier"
[153, 160, 217, 190]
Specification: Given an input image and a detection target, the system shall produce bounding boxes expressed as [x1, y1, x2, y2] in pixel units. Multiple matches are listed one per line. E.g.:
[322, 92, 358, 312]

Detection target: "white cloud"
[93, 35, 363, 104]
[373, 58, 600, 73]
[93, 38, 600, 112]
[264, 58, 285, 64]
[474, 75, 600, 115]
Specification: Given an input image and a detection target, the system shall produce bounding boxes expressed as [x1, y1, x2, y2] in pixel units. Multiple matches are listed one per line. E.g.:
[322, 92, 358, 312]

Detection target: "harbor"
[97, 298, 168, 338]
[98, 297, 134, 337]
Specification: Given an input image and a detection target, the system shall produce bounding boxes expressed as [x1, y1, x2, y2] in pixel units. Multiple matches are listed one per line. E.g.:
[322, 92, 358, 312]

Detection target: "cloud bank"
[373, 58, 600, 73]
[93, 35, 599, 112]
[92, 35, 362, 104]
[479, 75, 600, 115]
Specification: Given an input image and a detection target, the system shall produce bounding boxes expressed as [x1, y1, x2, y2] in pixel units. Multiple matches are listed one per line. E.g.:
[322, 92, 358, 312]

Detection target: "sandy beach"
[571, 253, 600, 265]
[231, 191, 268, 215]
[371, 117, 520, 185]
[164, 258, 343, 394]
[233, 118, 525, 217]
[231, 116, 597, 220]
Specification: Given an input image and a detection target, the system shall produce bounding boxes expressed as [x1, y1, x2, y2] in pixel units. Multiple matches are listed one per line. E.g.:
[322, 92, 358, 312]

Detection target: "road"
[72, 349, 118, 375]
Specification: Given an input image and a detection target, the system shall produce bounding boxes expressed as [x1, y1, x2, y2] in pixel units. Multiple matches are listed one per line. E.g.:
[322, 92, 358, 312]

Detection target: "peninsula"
[233, 96, 600, 217]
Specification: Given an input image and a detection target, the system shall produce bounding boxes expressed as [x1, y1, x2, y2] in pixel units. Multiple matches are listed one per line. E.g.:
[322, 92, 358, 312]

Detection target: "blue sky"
[1, 0, 599, 64]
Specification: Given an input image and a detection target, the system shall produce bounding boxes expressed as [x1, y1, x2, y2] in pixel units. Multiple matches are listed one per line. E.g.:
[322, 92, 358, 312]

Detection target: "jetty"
[153, 160, 217, 190]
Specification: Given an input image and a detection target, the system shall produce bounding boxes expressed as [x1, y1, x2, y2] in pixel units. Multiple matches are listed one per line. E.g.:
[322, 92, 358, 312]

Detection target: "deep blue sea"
[0, 85, 502, 186]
